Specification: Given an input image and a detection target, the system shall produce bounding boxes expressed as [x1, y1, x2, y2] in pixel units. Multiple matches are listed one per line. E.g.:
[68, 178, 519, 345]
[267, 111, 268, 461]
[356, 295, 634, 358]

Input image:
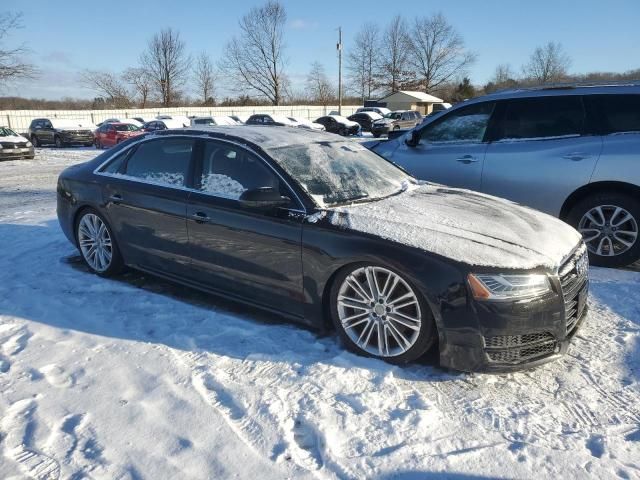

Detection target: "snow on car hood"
[0, 134, 29, 143]
[324, 183, 582, 270]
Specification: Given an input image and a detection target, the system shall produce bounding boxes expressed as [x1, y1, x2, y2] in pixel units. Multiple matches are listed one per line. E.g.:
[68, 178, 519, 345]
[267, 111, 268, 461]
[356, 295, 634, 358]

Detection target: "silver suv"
[373, 84, 640, 267]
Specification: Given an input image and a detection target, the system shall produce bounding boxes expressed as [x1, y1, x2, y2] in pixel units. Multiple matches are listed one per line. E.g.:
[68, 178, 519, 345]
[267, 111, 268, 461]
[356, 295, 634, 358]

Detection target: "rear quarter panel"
[590, 134, 640, 185]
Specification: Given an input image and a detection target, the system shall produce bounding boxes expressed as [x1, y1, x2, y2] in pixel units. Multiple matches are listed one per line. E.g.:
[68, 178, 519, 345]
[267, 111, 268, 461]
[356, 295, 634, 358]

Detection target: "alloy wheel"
[337, 266, 422, 357]
[578, 205, 638, 257]
[78, 213, 113, 272]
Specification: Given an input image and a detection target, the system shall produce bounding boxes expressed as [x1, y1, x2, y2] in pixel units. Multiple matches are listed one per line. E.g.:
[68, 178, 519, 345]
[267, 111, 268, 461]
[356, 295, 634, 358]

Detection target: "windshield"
[0, 127, 19, 137]
[114, 124, 140, 131]
[268, 141, 412, 207]
[384, 112, 402, 119]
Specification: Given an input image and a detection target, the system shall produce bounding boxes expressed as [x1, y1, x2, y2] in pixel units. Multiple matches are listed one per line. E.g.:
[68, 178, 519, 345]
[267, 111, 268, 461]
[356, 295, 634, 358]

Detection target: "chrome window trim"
[92, 133, 308, 214]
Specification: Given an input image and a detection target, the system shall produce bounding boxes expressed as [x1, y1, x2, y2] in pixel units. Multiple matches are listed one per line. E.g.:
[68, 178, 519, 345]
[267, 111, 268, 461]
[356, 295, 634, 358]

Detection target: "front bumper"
[438, 246, 589, 372]
[0, 146, 35, 160]
[59, 132, 94, 144]
[371, 124, 391, 135]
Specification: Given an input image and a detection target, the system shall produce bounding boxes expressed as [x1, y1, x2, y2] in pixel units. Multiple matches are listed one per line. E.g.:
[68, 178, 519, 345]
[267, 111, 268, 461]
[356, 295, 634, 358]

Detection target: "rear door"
[390, 101, 496, 190]
[100, 137, 195, 276]
[482, 95, 602, 216]
[185, 139, 304, 316]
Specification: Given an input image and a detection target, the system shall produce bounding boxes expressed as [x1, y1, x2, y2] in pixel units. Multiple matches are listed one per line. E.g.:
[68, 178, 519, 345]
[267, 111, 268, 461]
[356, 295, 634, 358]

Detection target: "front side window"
[595, 94, 640, 135]
[269, 141, 411, 207]
[114, 124, 140, 132]
[122, 138, 193, 187]
[421, 102, 495, 143]
[198, 141, 280, 199]
[497, 96, 584, 140]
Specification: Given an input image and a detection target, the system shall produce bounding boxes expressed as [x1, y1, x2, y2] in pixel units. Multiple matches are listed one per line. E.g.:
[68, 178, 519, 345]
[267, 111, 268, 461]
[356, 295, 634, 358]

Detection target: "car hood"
[373, 118, 394, 125]
[0, 135, 29, 143]
[321, 183, 582, 270]
[338, 119, 360, 128]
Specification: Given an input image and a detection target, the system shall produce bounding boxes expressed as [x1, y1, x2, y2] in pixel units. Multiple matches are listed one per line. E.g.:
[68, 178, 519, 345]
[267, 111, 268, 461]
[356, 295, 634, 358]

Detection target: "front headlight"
[468, 273, 551, 301]
[26, 141, 32, 147]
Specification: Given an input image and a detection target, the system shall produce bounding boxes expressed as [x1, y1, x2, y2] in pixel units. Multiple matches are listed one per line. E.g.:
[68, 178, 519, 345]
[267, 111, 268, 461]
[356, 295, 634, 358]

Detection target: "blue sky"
[4, 0, 640, 99]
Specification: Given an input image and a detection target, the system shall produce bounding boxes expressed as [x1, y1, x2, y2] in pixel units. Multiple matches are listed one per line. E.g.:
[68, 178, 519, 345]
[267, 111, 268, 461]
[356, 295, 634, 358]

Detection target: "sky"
[3, 0, 640, 100]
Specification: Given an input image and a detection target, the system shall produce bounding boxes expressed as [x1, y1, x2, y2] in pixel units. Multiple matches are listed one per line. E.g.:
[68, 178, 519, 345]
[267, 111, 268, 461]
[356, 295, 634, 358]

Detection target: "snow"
[326, 183, 583, 269]
[200, 173, 246, 199]
[0, 148, 639, 479]
[50, 119, 95, 130]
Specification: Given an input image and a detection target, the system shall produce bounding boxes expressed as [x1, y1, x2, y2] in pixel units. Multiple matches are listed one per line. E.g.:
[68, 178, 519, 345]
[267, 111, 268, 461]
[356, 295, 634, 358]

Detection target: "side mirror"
[239, 187, 290, 209]
[405, 129, 421, 148]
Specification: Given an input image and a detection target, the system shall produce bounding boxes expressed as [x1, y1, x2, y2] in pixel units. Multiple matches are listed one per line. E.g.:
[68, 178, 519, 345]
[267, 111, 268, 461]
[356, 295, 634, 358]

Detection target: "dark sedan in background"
[347, 112, 382, 132]
[57, 127, 588, 372]
[314, 115, 360, 136]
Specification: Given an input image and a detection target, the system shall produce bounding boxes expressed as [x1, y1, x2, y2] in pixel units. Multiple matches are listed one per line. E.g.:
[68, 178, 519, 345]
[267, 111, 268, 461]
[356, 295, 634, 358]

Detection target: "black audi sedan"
[57, 127, 589, 372]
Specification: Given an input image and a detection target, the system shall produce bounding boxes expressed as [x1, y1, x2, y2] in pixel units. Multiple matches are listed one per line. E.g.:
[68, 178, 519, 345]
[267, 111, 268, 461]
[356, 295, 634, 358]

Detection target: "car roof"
[470, 83, 640, 103]
[149, 125, 342, 150]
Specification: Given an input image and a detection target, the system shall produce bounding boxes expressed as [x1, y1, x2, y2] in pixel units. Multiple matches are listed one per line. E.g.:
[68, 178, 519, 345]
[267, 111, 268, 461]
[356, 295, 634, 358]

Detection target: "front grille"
[559, 244, 589, 334]
[1, 142, 19, 148]
[484, 332, 557, 364]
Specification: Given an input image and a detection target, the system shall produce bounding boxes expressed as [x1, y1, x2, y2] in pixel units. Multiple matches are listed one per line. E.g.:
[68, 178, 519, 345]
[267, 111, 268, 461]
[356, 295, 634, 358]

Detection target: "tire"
[84, 142, 94, 147]
[54, 136, 64, 148]
[567, 192, 640, 268]
[393, 125, 400, 131]
[95, 139, 102, 149]
[31, 135, 39, 147]
[373, 133, 381, 138]
[329, 263, 437, 364]
[75, 208, 124, 277]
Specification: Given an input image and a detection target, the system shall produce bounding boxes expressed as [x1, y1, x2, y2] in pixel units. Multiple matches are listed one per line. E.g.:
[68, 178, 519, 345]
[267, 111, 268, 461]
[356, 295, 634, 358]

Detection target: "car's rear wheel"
[330, 264, 437, 364]
[568, 192, 640, 267]
[75, 209, 123, 277]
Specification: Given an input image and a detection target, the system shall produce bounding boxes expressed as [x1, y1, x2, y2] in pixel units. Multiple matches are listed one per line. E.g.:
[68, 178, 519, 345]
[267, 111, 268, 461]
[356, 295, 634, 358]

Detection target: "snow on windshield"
[268, 141, 411, 207]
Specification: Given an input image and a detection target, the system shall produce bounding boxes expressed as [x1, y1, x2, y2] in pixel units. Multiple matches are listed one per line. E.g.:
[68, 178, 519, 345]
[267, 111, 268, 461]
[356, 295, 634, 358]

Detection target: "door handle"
[191, 212, 211, 224]
[456, 155, 478, 164]
[562, 153, 590, 161]
[108, 194, 122, 203]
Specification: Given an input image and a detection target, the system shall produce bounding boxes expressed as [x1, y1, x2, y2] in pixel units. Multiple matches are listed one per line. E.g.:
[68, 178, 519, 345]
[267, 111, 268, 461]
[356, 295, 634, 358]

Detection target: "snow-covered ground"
[0, 148, 639, 480]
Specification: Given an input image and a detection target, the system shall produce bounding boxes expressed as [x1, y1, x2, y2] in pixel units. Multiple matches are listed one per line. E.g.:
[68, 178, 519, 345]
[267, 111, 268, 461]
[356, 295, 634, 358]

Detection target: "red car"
[94, 123, 143, 148]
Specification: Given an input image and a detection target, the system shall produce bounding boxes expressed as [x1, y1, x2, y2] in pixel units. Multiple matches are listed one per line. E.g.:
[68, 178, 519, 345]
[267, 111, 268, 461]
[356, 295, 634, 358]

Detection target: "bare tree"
[80, 70, 131, 107]
[492, 64, 515, 84]
[140, 28, 190, 107]
[346, 22, 380, 101]
[407, 13, 476, 93]
[221, 1, 288, 105]
[375, 16, 411, 93]
[123, 67, 152, 108]
[306, 62, 334, 106]
[0, 12, 38, 86]
[523, 41, 571, 84]
[193, 52, 216, 104]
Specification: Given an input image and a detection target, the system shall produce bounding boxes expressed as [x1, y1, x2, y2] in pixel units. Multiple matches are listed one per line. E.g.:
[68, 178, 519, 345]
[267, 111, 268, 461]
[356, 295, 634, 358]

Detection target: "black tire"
[84, 142, 94, 147]
[393, 125, 400, 131]
[31, 135, 39, 147]
[54, 136, 64, 148]
[373, 133, 381, 138]
[567, 192, 640, 268]
[75, 208, 124, 277]
[329, 263, 437, 364]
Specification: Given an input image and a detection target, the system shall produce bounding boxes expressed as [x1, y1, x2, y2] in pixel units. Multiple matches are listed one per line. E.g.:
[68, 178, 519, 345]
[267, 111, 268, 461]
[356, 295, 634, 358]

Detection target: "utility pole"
[337, 26, 342, 115]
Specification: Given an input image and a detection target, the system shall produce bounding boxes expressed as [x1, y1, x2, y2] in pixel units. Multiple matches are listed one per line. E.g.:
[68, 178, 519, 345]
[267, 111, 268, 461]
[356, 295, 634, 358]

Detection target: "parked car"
[348, 111, 383, 132]
[371, 110, 422, 137]
[0, 126, 35, 160]
[28, 118, 95, 148]
[57, 126, 588, 372]
[314, 115, 360, 136]
[156, 115, 191, 127]
[94, 123, 144, 149]
[131, 116, 157, 125]
[97, 118, 143, 128]
[245, 114, 297, 126]
[230, 115, 250, 124]
[287, 117, 326, 131]
[140, 119, 186, 132]
[190, 116, 240, 127]
[373, 84, 640, 267]
[356, 106, 392, 116]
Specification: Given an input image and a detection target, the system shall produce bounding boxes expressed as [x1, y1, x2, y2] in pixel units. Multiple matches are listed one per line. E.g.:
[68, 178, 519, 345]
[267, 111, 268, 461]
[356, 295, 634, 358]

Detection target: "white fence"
[0, 105, 361, 132]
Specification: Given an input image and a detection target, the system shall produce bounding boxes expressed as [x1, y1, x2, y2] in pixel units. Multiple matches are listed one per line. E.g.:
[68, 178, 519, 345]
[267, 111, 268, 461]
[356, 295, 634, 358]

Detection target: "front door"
[186, 139, 304, 316]
[100, 137, 195, 275]
[390, 101, 496, 190]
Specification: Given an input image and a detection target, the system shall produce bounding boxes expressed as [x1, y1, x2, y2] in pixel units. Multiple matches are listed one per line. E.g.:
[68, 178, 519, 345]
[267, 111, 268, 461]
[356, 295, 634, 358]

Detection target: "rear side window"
[122, 138, 194, 187]
[497, 96, 585, 140]
[595, 94, 640, 134]
[421, 102, 495, 143]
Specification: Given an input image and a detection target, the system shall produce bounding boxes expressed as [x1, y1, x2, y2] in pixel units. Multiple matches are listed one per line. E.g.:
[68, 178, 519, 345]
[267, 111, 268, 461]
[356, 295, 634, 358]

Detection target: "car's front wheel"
[568, 192, 640, 267]
[54, 136, 64, 148]
[31, 135, 39, 147]
[75, 209, 123, 276]
[330, 264, 437, 364]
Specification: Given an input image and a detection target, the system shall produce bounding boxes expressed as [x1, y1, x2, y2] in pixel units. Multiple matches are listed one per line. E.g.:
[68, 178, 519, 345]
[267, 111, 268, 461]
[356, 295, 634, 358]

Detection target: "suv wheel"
[568, 192, 640, 267]
[31, 135, 39, 147]
[54, 136, 64, 148]
[330, 264, 437, 364]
